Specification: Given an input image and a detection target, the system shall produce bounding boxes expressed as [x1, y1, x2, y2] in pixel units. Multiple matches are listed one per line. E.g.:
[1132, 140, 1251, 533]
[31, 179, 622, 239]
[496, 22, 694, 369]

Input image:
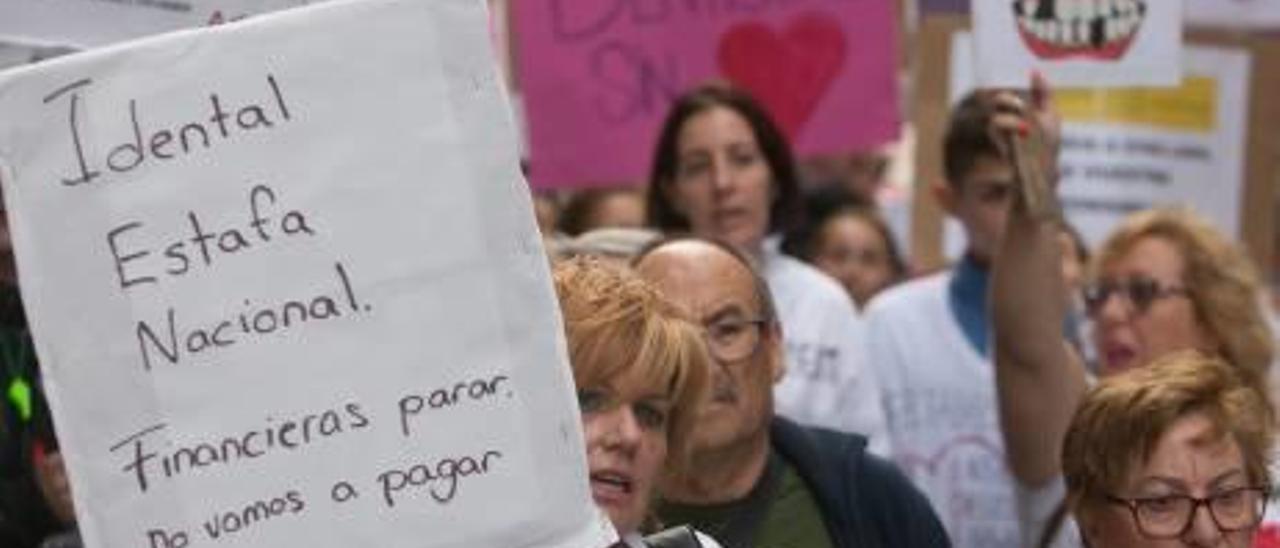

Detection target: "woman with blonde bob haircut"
[1062, 351, 1275, 547]
[552, 257, 717, 545]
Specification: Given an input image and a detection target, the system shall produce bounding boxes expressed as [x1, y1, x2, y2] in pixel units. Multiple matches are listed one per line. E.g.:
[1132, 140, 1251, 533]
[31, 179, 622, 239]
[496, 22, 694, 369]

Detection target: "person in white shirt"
[860, 81, 1047, 546]
[643, 82, 887, 455]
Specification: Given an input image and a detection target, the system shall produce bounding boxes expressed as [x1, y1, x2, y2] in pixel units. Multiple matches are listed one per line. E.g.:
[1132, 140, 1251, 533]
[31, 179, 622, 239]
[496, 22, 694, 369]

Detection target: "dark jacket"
[771, 417, 951, 548]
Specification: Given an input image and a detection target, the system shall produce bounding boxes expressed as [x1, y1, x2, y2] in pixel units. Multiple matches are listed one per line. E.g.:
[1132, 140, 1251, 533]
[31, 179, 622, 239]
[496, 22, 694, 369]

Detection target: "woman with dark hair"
[644, 82, 889, 455]
[782, 189, 907, 310]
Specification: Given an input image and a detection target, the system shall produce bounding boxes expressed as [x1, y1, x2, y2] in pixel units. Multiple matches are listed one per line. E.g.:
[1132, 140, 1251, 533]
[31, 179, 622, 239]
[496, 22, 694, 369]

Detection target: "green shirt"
[657, 453, 835, 548]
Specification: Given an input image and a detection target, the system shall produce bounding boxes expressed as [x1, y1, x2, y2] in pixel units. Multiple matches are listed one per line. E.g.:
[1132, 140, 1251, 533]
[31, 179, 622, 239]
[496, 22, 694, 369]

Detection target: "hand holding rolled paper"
[988, 72, 1062, 220]
[1009, 118, 1059, 220]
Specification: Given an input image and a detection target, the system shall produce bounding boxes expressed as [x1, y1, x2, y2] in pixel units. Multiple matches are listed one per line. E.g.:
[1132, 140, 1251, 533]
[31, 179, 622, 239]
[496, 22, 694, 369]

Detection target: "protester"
[989, 77, 1276, 546]
[551, 257, 720, 547]
[634, 237, 949, 548]
[645, 83, 888, 453]
[559, 188, 648, 237]
[1061, 352, 1273, 547]
[781, 188, 907, 309]
[858, 84, 1044, 546]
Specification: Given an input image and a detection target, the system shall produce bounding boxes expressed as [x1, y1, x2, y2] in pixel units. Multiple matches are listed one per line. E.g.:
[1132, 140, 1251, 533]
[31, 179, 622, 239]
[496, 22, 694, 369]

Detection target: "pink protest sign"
[514, 0, 901, 189]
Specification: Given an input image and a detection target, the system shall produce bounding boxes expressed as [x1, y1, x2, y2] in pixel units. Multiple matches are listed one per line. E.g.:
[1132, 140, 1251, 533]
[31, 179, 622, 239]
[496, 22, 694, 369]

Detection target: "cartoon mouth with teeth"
[1012, 0, 1147, 61]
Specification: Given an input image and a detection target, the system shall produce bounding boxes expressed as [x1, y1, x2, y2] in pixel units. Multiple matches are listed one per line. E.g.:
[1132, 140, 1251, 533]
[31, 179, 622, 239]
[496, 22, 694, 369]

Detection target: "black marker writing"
[136, 261, 366, 371]
[44, 74, 292, 188]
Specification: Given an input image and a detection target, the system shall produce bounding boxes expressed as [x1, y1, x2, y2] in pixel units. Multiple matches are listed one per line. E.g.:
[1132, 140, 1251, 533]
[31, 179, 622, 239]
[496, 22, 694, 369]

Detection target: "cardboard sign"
[972, 0, 1183, 87]
[948, 33, 1251, 258]
[0, 0, 314, 48]
[512, 0, 901, 188]
[0, 0, 615, 546]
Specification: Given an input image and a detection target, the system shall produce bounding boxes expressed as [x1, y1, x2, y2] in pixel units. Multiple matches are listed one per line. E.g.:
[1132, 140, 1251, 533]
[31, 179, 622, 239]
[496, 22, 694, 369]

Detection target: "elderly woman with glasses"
[988, 77, 1276, 546]
[1062, 352, 1273, 547]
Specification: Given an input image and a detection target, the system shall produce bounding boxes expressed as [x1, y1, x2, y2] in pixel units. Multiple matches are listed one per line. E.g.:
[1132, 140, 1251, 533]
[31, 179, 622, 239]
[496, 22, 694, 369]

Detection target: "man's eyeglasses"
[1106, 486, 1269, 539]
[703, 317, 768, 363]
[1082, 276, 1189, 317]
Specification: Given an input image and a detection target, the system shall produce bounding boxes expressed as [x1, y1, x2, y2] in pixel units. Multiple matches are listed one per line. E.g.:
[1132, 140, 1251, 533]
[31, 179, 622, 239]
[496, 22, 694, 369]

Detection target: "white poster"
[972, 0, 1184, 88]
[0, 0, 615, 547]
[1185, 0, 1280, 30]
[948, 34, 1251, 259]
[0, 0, 315, 48]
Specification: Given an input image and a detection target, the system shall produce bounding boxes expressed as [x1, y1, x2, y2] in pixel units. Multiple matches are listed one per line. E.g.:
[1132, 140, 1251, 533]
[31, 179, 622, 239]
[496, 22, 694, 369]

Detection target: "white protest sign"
[0, 0, 315, 48]
[946, 33, 1251, 258]
[972, 0, 1183, 87]
[0, 0, 616, 546]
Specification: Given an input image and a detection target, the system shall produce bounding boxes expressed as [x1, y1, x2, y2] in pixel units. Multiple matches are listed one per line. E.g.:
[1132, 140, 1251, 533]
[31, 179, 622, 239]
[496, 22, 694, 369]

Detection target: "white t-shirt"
[862, 271, 1021, 547]
[760, 247, 891, 457]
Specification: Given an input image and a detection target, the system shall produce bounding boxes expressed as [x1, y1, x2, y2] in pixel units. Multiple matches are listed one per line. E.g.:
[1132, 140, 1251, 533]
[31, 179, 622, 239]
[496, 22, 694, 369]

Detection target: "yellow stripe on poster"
[1057, 77, 1218, 133]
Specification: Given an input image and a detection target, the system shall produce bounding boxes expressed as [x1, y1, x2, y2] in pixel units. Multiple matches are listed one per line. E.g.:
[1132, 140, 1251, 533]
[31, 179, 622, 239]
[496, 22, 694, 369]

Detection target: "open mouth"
[1012, 0, 1147, 60]
[1102, 345, 1137, 372]
[590, 471, 634, 499]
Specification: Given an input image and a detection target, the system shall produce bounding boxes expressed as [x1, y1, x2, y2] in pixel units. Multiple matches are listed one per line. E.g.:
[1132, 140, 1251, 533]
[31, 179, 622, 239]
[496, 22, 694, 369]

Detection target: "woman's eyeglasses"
[1105, 486, 1269, 539]
[1082, 276, 1189, 317]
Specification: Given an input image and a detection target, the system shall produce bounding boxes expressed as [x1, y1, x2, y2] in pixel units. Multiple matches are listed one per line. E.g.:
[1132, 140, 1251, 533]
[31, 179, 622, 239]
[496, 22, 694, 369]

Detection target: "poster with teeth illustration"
[974, 0, 1182, 87]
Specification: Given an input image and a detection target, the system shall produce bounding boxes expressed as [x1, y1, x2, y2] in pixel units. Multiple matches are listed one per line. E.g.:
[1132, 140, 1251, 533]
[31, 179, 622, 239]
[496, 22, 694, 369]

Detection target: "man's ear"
[765, 321, 786, 384]
[932, 181, 960, 216]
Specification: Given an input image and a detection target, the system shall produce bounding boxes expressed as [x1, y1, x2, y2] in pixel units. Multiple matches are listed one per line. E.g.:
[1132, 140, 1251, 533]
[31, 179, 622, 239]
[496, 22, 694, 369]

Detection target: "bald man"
[634, 238, 948, 548]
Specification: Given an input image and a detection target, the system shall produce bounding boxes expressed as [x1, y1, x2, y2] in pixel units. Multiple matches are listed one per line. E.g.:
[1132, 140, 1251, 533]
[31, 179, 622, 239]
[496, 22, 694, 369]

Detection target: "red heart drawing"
[717, 12, 847, 139]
